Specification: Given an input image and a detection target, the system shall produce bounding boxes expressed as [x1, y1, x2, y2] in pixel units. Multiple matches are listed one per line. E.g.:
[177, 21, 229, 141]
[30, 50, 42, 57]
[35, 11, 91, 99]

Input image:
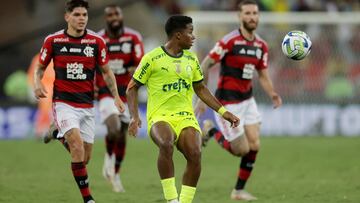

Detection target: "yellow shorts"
[148, 111, 201, 142]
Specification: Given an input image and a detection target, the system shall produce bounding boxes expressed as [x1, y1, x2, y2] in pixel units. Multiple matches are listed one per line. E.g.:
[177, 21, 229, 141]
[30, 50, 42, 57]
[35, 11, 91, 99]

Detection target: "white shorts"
[214, 97, 261, 142]
[98, 97, 130, 123]
[53, 102, 95, 144]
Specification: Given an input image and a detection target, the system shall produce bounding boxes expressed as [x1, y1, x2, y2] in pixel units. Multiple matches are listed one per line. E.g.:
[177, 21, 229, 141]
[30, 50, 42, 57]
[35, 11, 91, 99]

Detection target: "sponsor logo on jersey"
[81, 39, 96, 44]
[101, 48, 107, 63]
[242, 64, 255, 79]
[151, 53, 166, 61]
[162, 79, 190, 92]
[253, 42, 262, 47]
[121, 42, 131, 54]
[40, 48, 47, 61]
[66, 62, 86, 80]
[138, 62, 150, 79]
[240, 48, 246, 54]
[234, 40, 247, 45]
[109, 59, 125, 74]
[109, 45, 121, 52]
[83, 46, 94, 57]
[247, 49, 255, 56]
[119, 36, 132, 42]
[54, 38, 69, 43]
[161, 67, 169, 72]
[60, 47, 68, 52]
[70, 48, 81, 53]
[183, 54, 195, 61]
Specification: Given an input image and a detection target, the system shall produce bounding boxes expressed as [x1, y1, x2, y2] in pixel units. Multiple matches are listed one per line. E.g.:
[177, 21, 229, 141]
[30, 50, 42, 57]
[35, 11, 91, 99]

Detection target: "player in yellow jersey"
[126, 15, 240, 203]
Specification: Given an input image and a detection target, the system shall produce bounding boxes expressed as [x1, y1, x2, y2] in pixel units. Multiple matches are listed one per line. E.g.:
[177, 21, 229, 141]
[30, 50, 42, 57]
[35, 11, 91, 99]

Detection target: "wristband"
[217, 106, 227, 116]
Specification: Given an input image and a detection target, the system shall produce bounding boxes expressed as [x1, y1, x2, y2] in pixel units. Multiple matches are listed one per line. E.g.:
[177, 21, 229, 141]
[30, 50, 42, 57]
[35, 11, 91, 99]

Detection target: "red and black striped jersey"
[95, 27, 144, 101]
[39, 29, 108, 108]
[208, 29, 268, 105]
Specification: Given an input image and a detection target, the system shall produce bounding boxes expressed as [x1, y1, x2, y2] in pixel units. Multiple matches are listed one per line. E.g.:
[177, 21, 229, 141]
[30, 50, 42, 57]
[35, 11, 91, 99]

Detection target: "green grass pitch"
[0, 136, 359, 203]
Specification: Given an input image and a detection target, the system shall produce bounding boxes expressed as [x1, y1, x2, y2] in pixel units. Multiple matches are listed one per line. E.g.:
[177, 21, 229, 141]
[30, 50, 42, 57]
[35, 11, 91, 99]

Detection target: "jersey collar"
[161, 46, 184, 58]
[64, 28, 87, 39]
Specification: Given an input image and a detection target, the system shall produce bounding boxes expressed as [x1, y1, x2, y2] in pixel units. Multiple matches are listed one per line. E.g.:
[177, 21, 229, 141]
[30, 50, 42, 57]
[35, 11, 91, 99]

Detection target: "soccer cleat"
[43, 122, 58, 144]
[167, 199, 179, 203]
[85, 200, 95, 203]
[102, 154, 115, 182]
[230, 189, 258, 201]
[201, 119, 215, 147]
[111, 173, 125, 193]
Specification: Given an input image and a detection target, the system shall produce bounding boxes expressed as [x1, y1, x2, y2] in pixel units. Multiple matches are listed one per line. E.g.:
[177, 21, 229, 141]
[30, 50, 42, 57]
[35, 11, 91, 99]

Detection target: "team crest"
[83, 45, 94, 57]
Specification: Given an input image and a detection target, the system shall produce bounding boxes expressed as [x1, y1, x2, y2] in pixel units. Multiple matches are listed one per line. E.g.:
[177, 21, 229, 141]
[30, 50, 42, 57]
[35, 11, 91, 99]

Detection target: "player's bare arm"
[127, 66, 137, 75]
[34, 63, 48, 99]
[200, 56, 217, 85]
[99, 64, 125, 112]
[193, 81, 240, 128]
[126, 79, 142, 136]
[195, 56, 217, 116]
[258, 68, 282, 108]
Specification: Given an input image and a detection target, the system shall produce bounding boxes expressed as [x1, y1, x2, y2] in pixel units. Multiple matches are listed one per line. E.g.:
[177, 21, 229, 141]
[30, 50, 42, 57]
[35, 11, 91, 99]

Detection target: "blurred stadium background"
[0, 0, 360, 202]
[1, 0, 360, 138]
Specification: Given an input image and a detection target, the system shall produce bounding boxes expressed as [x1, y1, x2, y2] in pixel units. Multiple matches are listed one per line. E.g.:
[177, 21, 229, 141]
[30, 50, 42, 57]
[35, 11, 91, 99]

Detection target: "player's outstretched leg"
[65, 128, 95, 203]
[43, 122, 70, 152]
[177, 127, 201, 203]
[231, 124, 260, 201]
[151, 121, 178, 202]
[202, 120, 232, 152]
[102, 114, 120, 184]
[111, 122, 127, 192]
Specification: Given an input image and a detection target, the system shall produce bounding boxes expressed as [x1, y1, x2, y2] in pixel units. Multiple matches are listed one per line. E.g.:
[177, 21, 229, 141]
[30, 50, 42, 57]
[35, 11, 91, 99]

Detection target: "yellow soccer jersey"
[133, 46, 203, 120]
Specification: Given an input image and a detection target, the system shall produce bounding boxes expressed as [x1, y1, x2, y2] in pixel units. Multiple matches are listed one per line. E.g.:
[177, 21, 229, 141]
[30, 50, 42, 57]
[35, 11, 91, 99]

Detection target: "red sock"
[235, 150, 258, 190]
[114, 139, 126, 174]
[105, 135, 115, 156]
[211, 128, 232, 153]
[71, 162, 93, 202]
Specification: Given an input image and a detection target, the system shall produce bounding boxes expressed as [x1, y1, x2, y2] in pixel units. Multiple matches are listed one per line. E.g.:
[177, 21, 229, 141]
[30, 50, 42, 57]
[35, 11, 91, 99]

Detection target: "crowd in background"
[147, 0, 360, 13]
[2, 0, 360, 105]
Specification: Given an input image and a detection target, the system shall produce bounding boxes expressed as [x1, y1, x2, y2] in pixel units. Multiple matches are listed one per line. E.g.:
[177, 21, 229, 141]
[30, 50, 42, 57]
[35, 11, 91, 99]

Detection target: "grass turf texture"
[0, 136, 359, 203]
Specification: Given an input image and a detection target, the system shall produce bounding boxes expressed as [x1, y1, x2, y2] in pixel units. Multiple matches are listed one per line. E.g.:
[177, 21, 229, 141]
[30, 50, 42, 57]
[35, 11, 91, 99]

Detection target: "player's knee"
[231, 145, 250, 157]
[248, 139, 260, 151]
[108, 127, 120, 139]
[159, 141, 174, 156]
[68, 140, 84, 155]
[84, 155, 91, 165]
[184, 146, 201, 164]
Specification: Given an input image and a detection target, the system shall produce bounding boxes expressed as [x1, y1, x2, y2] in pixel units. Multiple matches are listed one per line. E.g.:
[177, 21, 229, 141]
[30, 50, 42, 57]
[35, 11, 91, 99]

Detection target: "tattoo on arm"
[34, 64, 45, 86]
[104, 73, 118, 97]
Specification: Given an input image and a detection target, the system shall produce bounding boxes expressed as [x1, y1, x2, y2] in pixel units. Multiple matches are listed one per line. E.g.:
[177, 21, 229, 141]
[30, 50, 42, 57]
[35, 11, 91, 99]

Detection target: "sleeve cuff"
[192, 79, 203, 84]
[133, 78, 144, 86]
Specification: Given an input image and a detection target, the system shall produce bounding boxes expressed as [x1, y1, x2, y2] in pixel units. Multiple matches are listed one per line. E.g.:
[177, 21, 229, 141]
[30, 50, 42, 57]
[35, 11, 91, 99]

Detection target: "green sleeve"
[133, 54, 152, 85]
[192, 55, 204, 83]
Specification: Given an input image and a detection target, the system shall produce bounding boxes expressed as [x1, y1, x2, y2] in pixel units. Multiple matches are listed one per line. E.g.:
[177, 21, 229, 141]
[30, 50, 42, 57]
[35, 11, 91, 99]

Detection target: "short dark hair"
[165, 15, 193, 38]
[238, 0, 258, 11]
[65, 0, 89, 13]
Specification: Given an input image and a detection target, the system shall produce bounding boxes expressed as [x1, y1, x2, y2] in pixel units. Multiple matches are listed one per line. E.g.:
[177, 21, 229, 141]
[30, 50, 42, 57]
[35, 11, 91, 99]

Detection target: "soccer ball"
[281, 30, 312, 60]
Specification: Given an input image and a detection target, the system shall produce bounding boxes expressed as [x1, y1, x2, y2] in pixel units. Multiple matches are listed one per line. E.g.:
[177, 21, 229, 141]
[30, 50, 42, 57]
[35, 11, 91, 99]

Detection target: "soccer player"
[195, 0, 282, 201]
[95, 5, 144, 192]
[126, 15, 240, 203]
[34, 1, 125, 202]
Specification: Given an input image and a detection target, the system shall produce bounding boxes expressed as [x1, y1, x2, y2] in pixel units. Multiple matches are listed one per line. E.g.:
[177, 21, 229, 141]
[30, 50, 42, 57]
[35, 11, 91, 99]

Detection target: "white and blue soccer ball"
[281, 30, 312, 60]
